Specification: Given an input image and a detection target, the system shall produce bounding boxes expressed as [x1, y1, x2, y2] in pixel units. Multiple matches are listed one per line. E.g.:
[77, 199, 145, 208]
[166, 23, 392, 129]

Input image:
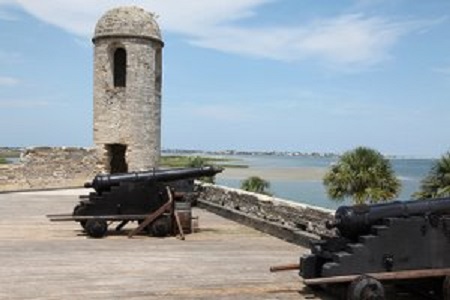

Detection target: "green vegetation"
[0, 148, 21, 158]
[184, 156, 215, 183]
[323, 147, 401, 205]
[160, 155, 247, 184]
[160, 155, 247, 169]
[0, 148, 20, 164]
[240, 176, 272, 196]
[414, 151, 450, 199]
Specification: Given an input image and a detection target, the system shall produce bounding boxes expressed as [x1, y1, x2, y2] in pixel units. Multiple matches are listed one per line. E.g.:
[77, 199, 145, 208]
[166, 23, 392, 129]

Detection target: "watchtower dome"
[93, 6, 163, 173]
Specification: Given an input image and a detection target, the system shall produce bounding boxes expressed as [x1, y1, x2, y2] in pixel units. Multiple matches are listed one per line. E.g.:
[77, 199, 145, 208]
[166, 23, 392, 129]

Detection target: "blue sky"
[0, 0, 449, 157]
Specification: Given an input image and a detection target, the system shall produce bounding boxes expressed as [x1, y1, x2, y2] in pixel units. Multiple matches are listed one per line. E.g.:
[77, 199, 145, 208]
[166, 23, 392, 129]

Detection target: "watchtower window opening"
[113, 48, 127, 87]
[105, 144, 128, 174]
[155, 48, 162, 93]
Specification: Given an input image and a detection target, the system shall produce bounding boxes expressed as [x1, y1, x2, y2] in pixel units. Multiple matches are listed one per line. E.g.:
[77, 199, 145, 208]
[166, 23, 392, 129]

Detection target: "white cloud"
[0, 76, 19, 86]
[10, 0, 270, 36]
[2, 0, 438, 68]
[189, 14, 436, 67]
[433, 66, 450, 75]
[293, 15, 403, 65]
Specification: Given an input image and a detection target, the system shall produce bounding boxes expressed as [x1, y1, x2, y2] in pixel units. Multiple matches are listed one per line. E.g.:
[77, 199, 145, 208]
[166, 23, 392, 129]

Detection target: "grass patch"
[0, 149, 21, 158]
[219, 164, 248, 169]
[0, 148, 21, 164]
[160, 155, 248, 169]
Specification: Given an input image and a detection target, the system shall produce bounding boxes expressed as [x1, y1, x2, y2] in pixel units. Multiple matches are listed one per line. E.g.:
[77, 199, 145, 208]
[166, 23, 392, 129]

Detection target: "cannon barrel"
[84, 166, 223, 193]
[327, 197, 450, 239]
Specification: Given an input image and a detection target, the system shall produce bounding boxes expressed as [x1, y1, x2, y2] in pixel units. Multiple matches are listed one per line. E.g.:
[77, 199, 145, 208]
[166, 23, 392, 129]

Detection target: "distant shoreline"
[162, 149, 338, 158]
[0, 147, 439, 160]
[162, 150, 438, 160]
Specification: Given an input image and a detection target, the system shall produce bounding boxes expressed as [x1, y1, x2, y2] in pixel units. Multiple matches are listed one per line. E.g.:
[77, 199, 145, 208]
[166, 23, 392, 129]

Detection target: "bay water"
[215, 155, 435, 210]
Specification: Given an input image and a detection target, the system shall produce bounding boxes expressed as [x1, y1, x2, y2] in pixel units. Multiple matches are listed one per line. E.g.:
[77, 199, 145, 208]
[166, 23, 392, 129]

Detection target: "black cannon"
[327, 197, 450, 240]
[298, 197, 450, 299]
[50, 166, 222, 238]
[84, 167, 220, 194]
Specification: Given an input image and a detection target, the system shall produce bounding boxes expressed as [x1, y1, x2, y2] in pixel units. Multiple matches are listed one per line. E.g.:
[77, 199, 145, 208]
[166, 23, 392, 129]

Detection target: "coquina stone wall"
[196, 183, 335, 245]
[0, 147, 101, 192]
[93, 7, 163, 172]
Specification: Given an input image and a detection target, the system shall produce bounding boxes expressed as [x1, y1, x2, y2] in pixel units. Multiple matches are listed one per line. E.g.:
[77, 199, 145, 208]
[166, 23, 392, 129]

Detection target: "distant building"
[92, 6, 163, 173]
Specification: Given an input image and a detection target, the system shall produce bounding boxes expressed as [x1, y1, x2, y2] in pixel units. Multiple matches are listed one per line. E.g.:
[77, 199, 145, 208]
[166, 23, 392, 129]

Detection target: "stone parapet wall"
[0, 147, 101, 192]
[0, 164, 28, 191]
[196, 183, 335, 244]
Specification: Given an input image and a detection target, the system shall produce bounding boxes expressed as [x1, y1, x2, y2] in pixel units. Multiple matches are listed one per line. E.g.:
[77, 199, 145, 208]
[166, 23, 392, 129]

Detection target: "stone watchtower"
[92, 6, 163, 173]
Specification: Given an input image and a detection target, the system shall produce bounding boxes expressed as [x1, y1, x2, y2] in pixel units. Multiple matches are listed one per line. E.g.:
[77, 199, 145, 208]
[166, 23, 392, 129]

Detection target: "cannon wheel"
[79, 220, 87, 230]
[151, 217, 171, 237]
[73, 204, 87, 230]
[85, 219, 108, 238]
[443, 276, 450, 300]
[347, 275, 385, 300]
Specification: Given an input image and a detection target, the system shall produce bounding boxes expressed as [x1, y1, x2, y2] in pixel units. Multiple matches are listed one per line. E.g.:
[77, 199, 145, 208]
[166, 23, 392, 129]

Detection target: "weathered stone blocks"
[0, 147, 101, 192]
[93, 6, 163, 172]
[196, 183, 335, 242]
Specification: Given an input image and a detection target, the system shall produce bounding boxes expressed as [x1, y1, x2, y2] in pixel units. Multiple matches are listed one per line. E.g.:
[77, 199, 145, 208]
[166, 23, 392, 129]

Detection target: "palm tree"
[414, 151, 450, 199]
[323, 147, 401, 205]
[241, 176, 271, 195]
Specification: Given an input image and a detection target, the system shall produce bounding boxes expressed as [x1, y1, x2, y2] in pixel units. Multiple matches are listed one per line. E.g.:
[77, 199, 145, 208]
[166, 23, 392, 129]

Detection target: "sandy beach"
[217, 167, 327, 181]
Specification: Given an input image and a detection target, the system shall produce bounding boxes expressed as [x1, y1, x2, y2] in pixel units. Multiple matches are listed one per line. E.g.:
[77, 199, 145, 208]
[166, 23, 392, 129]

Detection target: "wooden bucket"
[175, 201, 192, 234]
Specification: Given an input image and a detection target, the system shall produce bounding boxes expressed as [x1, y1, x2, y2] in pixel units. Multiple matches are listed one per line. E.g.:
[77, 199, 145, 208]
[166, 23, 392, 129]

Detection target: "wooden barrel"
[175, 201, 192, 234]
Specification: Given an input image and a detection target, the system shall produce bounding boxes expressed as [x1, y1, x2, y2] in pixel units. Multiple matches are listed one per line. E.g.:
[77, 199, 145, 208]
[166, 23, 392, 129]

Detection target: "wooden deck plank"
[0, 189, 327, 299]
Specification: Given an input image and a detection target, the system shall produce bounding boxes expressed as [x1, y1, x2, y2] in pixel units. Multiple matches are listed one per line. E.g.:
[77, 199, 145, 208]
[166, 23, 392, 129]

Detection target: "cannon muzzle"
[333, 197, 450, 239]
